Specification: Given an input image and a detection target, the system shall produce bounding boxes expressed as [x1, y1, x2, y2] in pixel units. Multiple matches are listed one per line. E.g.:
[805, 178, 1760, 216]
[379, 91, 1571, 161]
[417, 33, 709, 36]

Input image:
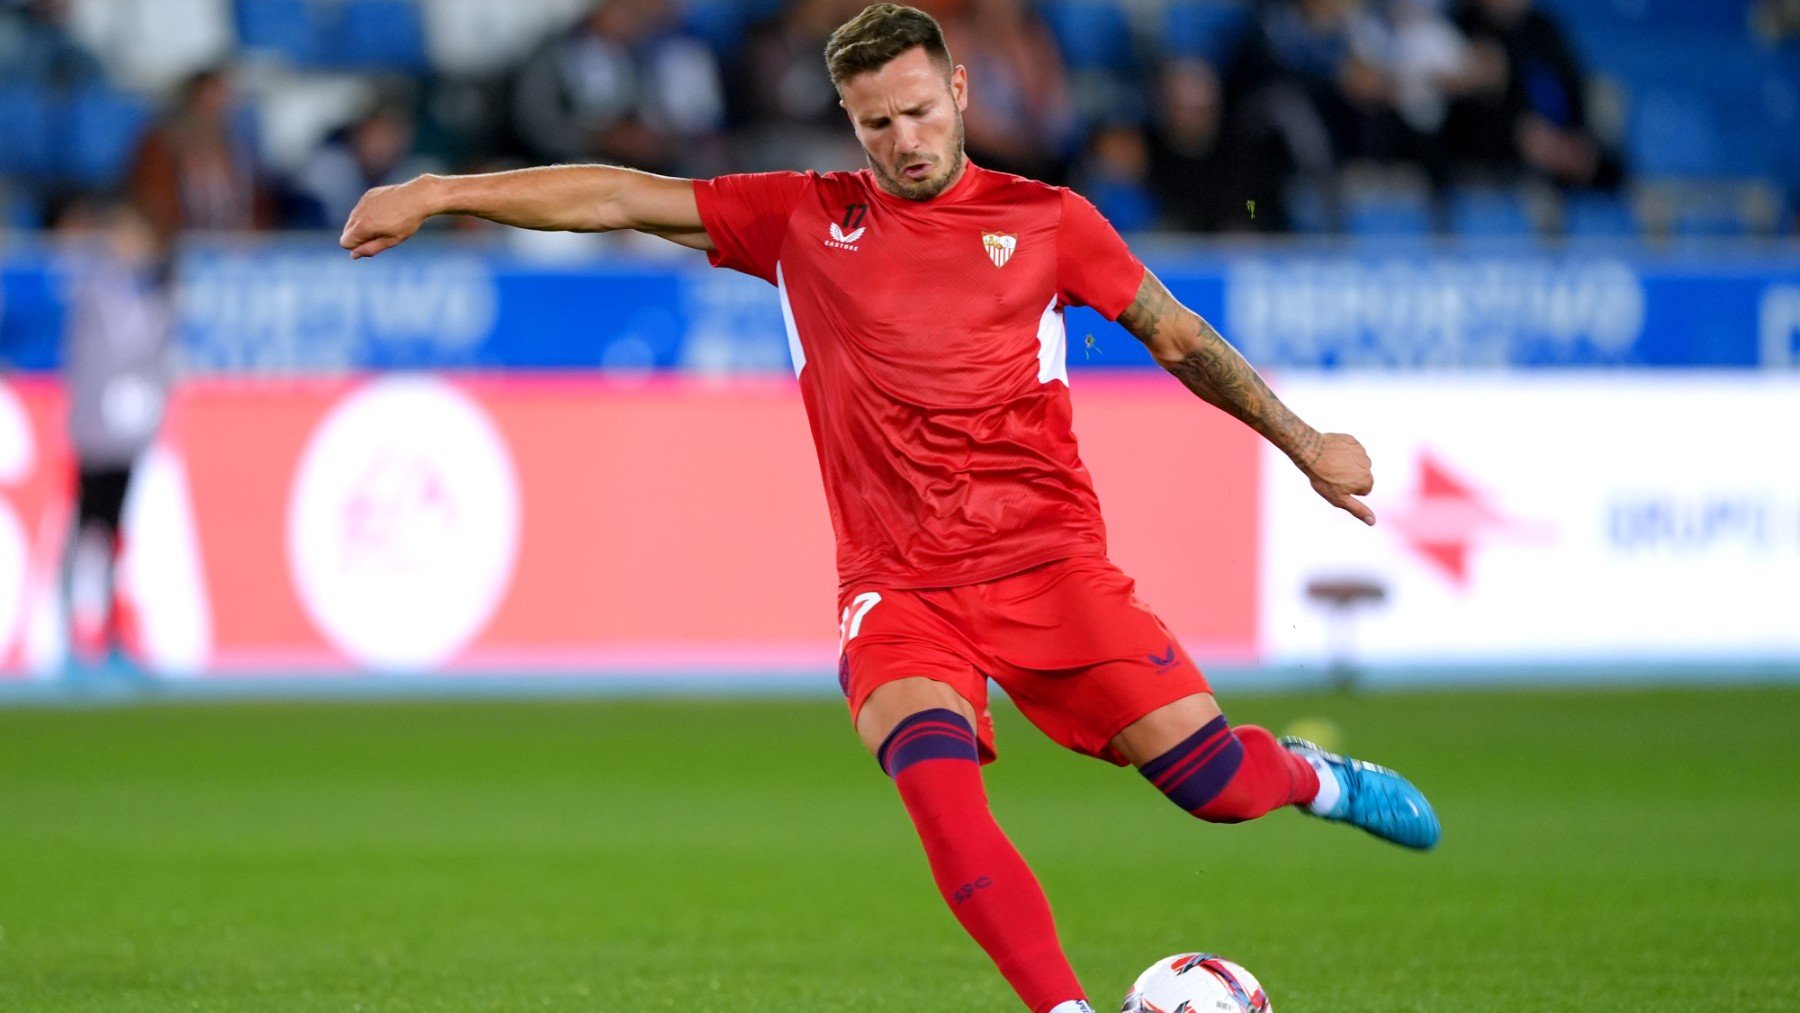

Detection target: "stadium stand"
[0, 0, 1791, 238]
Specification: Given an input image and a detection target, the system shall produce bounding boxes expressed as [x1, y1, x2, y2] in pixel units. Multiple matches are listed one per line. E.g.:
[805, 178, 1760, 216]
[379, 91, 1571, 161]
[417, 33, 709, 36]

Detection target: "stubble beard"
[866, 113, 967, 201]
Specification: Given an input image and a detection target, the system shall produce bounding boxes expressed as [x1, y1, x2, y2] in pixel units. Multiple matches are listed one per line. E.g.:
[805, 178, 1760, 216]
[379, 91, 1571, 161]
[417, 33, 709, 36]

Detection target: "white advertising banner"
[1261, 375, 1800, 667]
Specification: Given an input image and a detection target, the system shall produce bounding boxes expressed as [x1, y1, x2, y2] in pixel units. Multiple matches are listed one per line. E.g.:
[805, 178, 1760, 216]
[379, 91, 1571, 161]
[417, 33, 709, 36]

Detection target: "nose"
[891, 119, 921, 157]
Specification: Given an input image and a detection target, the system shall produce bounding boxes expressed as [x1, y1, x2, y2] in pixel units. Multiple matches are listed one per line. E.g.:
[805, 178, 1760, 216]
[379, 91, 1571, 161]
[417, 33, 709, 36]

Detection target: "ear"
[951, 64, 968, 112]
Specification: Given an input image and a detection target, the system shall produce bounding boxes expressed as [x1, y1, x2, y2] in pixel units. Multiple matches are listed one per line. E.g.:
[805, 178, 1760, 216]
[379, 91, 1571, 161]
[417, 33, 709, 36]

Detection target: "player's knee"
[1138, 714, 1251, 822]
[855, 676, 976, 758]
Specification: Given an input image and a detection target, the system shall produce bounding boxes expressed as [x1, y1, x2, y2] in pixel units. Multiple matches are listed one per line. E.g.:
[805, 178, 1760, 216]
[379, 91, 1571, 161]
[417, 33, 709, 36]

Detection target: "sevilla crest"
[981, 232, 1017, 268]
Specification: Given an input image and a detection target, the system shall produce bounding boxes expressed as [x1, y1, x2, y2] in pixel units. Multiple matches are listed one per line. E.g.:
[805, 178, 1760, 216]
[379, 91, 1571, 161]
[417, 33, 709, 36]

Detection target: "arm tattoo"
[1118, 271, 1322, 467]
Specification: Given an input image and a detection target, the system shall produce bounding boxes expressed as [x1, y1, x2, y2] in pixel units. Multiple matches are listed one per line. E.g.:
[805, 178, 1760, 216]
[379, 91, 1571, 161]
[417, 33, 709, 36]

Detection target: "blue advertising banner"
[4, 239, 1799, 372]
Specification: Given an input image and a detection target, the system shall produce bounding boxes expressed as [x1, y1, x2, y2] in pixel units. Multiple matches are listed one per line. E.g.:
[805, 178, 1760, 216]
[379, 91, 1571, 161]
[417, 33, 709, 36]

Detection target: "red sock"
[880, 709, 1086, 1013]
[1140, 717, 1320, 823]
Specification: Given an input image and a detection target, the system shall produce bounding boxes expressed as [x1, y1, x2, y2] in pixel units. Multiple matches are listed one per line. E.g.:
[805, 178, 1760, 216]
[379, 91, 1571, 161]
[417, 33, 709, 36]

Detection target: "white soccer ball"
[1120, 953, 1272, 1013]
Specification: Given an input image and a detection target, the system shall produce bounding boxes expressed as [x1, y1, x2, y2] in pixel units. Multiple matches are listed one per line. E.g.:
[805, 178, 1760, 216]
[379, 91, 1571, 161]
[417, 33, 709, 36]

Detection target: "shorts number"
[837, 591, 882, 652]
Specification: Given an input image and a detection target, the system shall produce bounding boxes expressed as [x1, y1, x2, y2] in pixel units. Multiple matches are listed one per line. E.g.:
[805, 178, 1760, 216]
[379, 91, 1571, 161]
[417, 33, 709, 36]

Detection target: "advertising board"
[0, 375, 1258, 677]
[1260, 376, 1800, 669]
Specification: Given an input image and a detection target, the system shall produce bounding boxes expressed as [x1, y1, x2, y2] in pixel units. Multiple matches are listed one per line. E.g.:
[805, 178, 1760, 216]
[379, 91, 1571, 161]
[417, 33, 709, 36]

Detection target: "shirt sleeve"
[1055, 188, 1147, 321]
[692, 171, 814, 285]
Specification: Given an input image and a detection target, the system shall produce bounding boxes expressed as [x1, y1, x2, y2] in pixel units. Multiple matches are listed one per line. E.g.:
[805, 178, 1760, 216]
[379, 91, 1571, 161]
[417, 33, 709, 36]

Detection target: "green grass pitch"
[1, 684, 1796, 1010]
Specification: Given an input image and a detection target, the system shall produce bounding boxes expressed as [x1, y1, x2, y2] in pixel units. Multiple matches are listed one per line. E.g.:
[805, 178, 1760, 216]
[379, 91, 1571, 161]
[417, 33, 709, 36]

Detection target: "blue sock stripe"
[1140, 715, 1230, 782]
[1141, 716, 1246, 812]
[1163, 737, 1244, 811]
[878, 708, 978, 776]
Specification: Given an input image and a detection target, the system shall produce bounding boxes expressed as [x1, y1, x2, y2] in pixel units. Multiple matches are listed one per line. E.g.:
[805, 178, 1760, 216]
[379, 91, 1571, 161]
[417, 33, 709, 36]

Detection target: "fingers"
[349, 237, 394, 260]
[1338, 494, 1377, 527]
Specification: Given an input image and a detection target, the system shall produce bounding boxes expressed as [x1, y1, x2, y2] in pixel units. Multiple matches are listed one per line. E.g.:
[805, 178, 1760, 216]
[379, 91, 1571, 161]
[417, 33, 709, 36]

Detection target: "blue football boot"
[1280, 737, 1441, 851]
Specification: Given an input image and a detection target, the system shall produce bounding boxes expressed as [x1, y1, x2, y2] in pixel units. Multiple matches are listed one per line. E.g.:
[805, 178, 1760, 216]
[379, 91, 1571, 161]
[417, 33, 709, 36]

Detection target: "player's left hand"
[1303, 432, 1376, 526]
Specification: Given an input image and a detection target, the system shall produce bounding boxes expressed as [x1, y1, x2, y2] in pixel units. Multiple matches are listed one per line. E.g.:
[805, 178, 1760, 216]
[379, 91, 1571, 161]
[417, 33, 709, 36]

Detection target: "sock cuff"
[1139, 715, 1245, 813]
[1139, 715, 1231, 783]
[878, 707, 978, 777]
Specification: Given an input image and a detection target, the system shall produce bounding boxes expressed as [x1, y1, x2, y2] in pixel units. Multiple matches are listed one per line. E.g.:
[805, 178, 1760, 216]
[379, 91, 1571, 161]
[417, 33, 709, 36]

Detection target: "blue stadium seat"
[1562, 193, 1637, 237]
[683, 0, 751, 58]
[1162, 3, 1248, 63]
[60, 87, 154, 188]
[338, 0, 428, 70]
[1039, 0, 1135, 74]
[1629, 90, 1725, 178]
[1539, 0, 1629, 35]
[1449, 188, 1534, 237]
[1671, 201, 1750, 239]
[0, 84, 53, 177]
[2, 188, 41, 230]
[1282, 183, 1331, 234]
[1635, 0, 1748, 32]
[234, 0, 325, 64]
[1346, 192, 1432, 238]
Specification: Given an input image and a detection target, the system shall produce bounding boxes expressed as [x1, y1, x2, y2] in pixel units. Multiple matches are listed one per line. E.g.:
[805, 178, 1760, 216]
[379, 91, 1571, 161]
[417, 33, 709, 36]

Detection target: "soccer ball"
[1120, 953, 1271, 1013]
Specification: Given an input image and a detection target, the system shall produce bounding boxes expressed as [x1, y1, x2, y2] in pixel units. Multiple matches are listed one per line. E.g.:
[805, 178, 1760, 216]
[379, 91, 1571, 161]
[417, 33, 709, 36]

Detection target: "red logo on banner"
[1386, 450, 1550, 588]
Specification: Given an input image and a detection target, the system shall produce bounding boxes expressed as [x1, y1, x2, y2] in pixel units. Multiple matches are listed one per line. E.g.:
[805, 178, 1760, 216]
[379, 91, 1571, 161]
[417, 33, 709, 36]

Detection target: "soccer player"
[339, 6, 1440, 1009]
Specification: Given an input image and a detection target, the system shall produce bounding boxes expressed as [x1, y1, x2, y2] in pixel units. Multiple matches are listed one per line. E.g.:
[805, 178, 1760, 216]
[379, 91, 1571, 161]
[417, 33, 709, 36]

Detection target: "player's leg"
[1114, 695, 1441, 850]
[1110, 692, 1323, 826]
[66, 464, 130, 659]
[851, 667, 1092, 1013]
[981, 556, 1438, 850]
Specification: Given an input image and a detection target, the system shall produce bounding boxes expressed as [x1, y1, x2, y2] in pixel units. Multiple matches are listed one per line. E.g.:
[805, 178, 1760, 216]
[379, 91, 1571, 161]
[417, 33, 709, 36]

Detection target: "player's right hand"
[339, 176, 433, 259]
[1305, 432, 1377, 526]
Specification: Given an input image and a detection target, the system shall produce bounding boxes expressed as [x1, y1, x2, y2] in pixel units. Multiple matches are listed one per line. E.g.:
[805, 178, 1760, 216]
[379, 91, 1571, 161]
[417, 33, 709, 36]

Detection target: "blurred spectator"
[1232, 0, 1404, 210]
[1074, 120, 1156, 232]
[1146, 57, 1270, 232]
[1357, 0, 1506, 192]
[1375, 0, 1496, 139]
[927, 0, 1077, 181]
[1447, 0, 1623, 189]
[54, 197, 173, 664]
[127, 65, 274, 240]
[0, 0, 103, 88]
[735, 0, 865, 171]
[509, 0, 727, 177]
[294, 97, 441, 230]
[1752, 0, 1800, 43]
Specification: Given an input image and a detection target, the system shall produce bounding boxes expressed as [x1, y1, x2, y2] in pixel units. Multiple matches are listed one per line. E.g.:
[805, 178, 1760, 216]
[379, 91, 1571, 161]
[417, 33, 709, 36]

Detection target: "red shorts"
[837, 555, 1213, 766]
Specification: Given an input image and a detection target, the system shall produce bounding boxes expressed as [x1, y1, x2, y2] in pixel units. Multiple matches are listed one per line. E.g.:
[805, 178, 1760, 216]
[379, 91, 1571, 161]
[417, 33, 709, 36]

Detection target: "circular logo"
[288, 377, 519, 670]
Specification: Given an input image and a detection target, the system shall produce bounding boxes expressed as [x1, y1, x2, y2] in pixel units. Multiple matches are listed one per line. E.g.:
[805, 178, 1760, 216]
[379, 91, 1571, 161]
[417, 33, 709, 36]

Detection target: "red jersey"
[693, 162, 1146, 589]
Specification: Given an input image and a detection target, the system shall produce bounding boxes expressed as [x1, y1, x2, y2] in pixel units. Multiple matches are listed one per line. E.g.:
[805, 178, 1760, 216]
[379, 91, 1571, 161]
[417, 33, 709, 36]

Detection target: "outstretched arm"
[1116, 269, 1377, 525]
[338, 165, 711, 259]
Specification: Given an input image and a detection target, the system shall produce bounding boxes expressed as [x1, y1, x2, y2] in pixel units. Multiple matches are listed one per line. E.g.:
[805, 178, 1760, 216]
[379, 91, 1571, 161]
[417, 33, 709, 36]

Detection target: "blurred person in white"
[1354, 0, 1504, 193]
[510, 0, 727, 177]
[0, 0, 104, 88]
[55, 198, 173, 665]
[924, 0, 1075, 182]
[295, 96, 442, 230]
[127, 65, 274, 242]
[1371, 0, 1496, 140]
